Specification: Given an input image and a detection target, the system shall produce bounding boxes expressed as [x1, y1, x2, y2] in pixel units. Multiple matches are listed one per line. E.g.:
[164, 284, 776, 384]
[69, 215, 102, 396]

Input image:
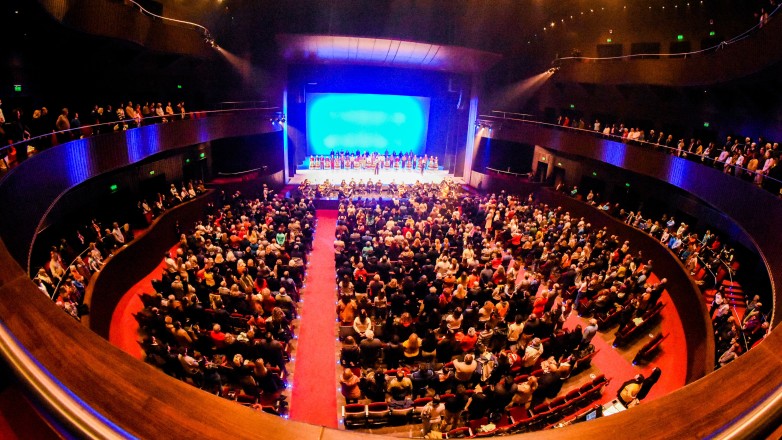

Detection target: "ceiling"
[277, 34, 502, 74]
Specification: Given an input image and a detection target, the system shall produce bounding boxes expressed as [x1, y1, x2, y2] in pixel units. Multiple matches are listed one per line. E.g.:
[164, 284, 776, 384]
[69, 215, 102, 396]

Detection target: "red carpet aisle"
[289, 210, 339, 428]
[109, 244, 179, 360]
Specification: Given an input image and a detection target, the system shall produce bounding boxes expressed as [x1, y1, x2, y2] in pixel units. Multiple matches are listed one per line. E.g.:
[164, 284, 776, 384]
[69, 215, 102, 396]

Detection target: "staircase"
[704, 280, 747, 321]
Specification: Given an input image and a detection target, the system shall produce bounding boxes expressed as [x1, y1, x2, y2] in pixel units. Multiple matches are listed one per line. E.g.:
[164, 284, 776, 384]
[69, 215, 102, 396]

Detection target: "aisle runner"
[289, 210, 339, 428]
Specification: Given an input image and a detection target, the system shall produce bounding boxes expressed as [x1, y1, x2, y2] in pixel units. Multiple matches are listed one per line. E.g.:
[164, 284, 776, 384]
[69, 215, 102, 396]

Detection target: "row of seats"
[504, 374, 609, 436]
[613, 302, 666, 347]
[342, 374, 610, 436]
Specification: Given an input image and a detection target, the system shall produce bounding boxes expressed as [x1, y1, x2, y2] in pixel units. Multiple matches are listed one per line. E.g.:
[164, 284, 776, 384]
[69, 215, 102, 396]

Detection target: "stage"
[290, 168, 463, 186]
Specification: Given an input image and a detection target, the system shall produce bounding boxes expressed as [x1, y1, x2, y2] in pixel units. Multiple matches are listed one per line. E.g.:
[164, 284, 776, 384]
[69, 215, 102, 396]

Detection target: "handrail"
[0, 319, 132, 439]
[489, 110, 536, 121]
[485, 166, 530, 177]
[0, 107, 281, 157]
[480, 113, 782, 189]
[49, 246, 94, 301]
[218, 101, 271, 110]
[216, 166, 267, 176]
[625, 212, 758, 335]
[554, 3, 782, 63]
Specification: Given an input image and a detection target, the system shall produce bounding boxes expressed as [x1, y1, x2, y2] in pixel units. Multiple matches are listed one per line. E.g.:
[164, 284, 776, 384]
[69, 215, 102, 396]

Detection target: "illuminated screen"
[306, 93, 430, 155]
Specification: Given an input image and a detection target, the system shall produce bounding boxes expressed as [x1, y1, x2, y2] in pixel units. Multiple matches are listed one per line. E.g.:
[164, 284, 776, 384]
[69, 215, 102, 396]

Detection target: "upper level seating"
[1, 99, 192, 170]
[33, 180, 207, 321]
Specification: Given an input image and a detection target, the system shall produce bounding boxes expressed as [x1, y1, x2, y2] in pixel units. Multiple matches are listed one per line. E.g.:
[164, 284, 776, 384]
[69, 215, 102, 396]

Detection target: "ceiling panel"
[277, 34, 502, 74]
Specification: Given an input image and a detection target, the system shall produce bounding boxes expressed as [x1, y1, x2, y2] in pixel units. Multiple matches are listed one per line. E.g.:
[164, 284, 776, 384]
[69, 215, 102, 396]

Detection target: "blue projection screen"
[306, 93, 430, 155]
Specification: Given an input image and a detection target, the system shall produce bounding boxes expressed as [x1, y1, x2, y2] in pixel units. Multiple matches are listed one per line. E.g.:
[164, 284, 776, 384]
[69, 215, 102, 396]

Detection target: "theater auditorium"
[0, 0, 780, 438]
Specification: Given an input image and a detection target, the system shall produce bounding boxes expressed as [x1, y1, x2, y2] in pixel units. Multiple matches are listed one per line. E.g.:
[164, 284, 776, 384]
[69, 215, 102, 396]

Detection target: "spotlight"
[548, 67, 560, 74]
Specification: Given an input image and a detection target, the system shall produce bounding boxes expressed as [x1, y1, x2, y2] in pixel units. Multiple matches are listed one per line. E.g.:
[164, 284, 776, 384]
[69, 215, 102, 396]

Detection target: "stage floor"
[290, 168, 463, 186]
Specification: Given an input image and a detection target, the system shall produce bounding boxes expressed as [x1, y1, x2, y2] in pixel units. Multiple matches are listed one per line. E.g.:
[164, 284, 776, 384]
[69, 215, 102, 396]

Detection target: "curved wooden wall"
[84, 190, 219, 339]
[37, 0, 215, 58]
[555, 14, 782, 86]
[0, 114, 779, 438]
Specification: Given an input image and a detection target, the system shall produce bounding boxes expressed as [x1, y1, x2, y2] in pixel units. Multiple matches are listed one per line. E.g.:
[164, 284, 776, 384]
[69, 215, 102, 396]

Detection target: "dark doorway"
[140, 173, 167, 198]
[535, 161, 548, 183]
[184, 157, 208, 182]
[579, 175, 606, 199]
[550, 166, 566, 188]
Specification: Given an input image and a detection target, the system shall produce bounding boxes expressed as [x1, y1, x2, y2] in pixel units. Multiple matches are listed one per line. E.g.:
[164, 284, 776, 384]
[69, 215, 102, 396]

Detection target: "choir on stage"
[308, 151, 438, 173]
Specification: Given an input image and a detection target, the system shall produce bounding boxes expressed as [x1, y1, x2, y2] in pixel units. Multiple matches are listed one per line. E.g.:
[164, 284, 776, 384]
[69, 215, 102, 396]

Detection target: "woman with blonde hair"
[402, 333, 421, 361]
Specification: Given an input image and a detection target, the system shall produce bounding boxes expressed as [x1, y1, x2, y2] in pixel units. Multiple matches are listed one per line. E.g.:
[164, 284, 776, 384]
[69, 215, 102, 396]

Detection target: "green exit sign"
[606, 38, 612, 43]
[110, 184, 118, 192]
[592, 171, 597, 177]
[677, 34, 684, 41]
[13, 85, 21, 92]
[177, 84, 182, 89]
[709, 31, 716, 37]
[569, 104, 575, 109]
[625, 182, 631, 187]
[703, 122, 710, 128]
[149, 170, 156, 175]
[200, 152, 206, 158]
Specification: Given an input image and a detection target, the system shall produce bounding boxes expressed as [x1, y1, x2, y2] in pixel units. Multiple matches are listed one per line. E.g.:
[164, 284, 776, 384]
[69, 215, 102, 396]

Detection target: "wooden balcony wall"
[556, 15, 782, 86]
[37, 0, 215, 58]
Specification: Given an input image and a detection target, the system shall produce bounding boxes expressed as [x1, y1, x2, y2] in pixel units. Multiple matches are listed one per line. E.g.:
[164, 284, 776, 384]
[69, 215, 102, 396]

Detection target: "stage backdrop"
[305, 93, 430, 156]
[287, 65, 471, 175]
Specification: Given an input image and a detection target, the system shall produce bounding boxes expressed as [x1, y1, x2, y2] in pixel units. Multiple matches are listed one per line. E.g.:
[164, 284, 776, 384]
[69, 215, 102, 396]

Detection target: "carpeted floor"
[0, 381, 59, 439]
[565, 271, 687, 407]
[109, 244, 179, 360]
[289, 210, 339, 428]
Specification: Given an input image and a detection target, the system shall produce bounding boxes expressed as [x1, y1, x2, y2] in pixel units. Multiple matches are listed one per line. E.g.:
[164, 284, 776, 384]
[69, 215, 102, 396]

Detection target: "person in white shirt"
[507, 315, 524, 346]
[164, 253, 178, 274]
[111, 222, 125, 244]
[420, 395, 444, 436]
